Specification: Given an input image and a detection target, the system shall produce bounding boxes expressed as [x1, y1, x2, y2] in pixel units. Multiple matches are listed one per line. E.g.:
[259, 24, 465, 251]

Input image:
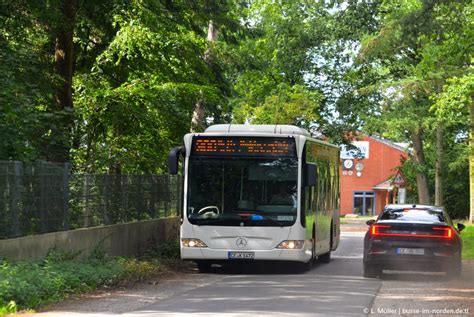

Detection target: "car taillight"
[432, 227, 453, 239]
[370, 224, 391, 236]
[370, 224, 454, 239]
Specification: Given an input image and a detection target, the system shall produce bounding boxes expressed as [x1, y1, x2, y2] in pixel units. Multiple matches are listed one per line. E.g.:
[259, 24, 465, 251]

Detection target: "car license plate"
[228, 251, 255, 259]
[397, 248, 424, 255]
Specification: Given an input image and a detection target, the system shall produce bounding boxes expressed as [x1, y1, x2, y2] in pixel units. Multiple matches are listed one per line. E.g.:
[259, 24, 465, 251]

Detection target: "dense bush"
[145, 240, 180, 260]
[0, 242, 180, 315]
[462, 223, 474, 260]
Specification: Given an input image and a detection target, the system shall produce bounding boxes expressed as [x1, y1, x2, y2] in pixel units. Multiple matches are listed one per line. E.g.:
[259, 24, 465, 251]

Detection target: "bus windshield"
[187, 157, 298, 226]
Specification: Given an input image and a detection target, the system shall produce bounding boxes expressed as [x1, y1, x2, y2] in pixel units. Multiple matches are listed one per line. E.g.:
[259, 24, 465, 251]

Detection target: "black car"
[363, 204, 465, 278]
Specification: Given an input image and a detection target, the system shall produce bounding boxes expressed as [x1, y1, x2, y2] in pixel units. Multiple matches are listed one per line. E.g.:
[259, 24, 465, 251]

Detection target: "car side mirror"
[305, 163, 317, 187]
[366, 219, 375, 226]
[168, 146, 185, 175]
[457, 223, 465, 232]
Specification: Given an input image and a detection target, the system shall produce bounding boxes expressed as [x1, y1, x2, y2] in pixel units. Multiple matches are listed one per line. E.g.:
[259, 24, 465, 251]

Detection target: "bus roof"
[205, 124, 311, 137]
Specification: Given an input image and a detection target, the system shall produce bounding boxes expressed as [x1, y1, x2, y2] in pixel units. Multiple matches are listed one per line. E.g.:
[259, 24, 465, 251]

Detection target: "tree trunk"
[469, 95, 474, 223]
[50, 0, 77, 162]
[108, 126, 122, 175]
[207, 19, 218, 42]
[435, 122, 444, 207]
[190, 97, 205, 133]
[411, 129, 430, 205]
[190, 20, 217, 133]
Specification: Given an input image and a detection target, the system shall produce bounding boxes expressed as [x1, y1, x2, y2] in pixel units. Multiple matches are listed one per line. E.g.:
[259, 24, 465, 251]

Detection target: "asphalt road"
[128, 232, 378, 316]
[36, 230, 473, 317]
[38, 232, 382, 317]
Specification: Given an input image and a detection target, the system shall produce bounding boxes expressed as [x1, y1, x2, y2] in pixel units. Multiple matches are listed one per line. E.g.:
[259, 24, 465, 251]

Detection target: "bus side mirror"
[457, 223, 465, 232]
[306, 163, 317, 187]
[168, 146, 185, 175]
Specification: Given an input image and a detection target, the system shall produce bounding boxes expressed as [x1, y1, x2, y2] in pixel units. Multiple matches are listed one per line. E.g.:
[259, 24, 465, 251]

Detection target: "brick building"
[339, 135, 408, 216]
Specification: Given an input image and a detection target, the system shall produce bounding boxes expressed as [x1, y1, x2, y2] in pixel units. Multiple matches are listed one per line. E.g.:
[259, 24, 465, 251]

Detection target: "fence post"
[150, 176, 156, 219]
[84, 175, 90, 227]
[0, 164, 7, 238]
[22, 163, 33, 235]
[62, 163, 70, 230]
[122, 175, 128, 222]
[103, 174, 110, 225]
[10, 161, 22, 237]
[39, 162, 48, 233]
[164, 175, 169, 217]
[137, 175, 142, 221]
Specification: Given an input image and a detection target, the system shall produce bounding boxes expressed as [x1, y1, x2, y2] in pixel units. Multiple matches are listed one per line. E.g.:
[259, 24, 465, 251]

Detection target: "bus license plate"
[397, 248, 424, 255]
[228, 251, 255, 260]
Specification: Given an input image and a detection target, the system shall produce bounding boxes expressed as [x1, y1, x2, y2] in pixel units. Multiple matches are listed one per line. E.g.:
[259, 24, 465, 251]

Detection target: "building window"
[353, 191, 375, 216]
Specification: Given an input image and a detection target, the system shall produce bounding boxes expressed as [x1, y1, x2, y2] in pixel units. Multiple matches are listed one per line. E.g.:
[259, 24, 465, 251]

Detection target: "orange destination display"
[191, 136, 296, 157]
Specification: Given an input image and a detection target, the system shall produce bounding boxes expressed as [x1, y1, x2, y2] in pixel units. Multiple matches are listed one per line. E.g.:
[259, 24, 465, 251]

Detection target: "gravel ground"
[368, 261, 474, 317]
[30, 270, 221, 316]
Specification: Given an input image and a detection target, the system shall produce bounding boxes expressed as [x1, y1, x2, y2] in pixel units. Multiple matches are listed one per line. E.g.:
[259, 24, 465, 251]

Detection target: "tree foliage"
[0, 1, 55, 161]
[347, 0, 473, 216]
[228, 1, 326, 132]
[0, 0, 241, 173]
[0, 0, 472, 216]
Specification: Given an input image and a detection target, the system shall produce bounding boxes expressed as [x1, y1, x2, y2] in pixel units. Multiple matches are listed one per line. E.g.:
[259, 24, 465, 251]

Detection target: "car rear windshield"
[379, 208, 445, 223]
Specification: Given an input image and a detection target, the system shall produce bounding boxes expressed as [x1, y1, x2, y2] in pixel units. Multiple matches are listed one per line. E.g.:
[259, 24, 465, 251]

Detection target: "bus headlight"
[181, 238, 207, 248]
[276, 240, 304, 249]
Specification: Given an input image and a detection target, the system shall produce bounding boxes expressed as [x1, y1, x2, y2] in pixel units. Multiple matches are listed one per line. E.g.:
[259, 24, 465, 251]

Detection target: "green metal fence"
[0, 161, 181, 239]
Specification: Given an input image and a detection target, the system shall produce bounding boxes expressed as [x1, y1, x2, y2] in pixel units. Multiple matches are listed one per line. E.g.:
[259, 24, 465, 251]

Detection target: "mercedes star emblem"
[236, 237, 247, 248]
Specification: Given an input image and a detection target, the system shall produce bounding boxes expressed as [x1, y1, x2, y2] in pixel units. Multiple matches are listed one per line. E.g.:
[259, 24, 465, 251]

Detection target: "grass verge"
[461, 223, 474, 260]
[0, 241, 182, 316]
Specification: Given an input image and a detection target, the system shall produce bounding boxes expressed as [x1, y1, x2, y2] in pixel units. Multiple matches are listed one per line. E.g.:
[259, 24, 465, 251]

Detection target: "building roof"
[373, 179, 394, 191]
[367, 135, 410, 153]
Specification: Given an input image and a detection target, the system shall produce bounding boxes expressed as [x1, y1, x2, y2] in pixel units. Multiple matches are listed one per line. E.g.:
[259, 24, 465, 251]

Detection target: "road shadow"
[378, 270, 449, 282]
[198, 259, 323, 275]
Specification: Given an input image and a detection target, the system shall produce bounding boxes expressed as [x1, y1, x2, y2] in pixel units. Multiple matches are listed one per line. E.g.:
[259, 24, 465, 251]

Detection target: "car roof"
[383, 204, 444, 212]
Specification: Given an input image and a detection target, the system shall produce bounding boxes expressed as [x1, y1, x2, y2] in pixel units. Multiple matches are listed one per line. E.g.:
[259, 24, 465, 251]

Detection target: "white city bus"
[168, 124, 340, 272]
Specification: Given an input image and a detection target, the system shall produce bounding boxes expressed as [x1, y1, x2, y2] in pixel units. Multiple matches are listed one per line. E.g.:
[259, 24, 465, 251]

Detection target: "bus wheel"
[298, 260, 312, 273]
[311, 225, 318, 263]
[196, 260, 212, 273]
[319, 222, 332, 263]
[319, 251, 331, 263]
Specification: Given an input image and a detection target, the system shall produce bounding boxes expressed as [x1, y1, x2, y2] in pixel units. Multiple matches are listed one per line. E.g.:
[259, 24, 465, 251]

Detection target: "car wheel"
[363, 262, 380, 278]
[196, 260, 212, 273]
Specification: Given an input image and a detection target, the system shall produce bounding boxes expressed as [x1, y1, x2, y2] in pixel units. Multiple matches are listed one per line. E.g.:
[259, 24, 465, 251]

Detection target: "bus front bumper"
[181, 247, 311, 263]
